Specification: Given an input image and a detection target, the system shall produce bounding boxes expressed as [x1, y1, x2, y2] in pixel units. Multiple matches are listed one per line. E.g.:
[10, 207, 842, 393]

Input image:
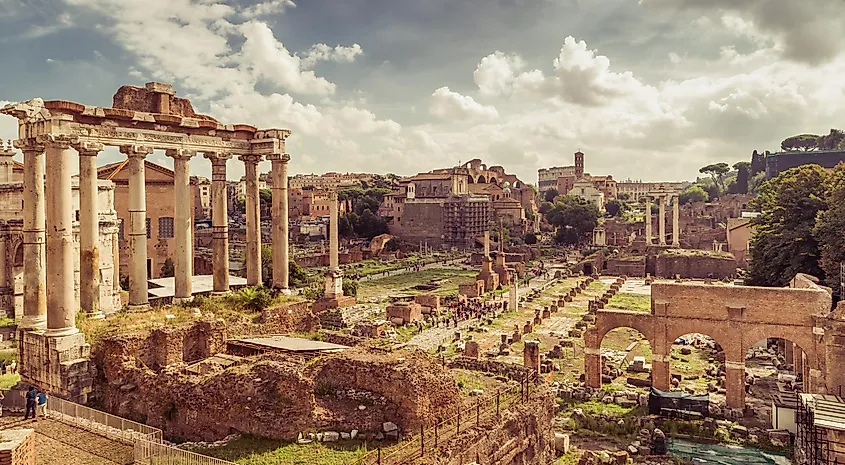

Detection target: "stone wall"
[654, 250, 736, 279]
[446, 357, 531, 381]
[390, 201, 446, 249]
[605, 257, 646, 277]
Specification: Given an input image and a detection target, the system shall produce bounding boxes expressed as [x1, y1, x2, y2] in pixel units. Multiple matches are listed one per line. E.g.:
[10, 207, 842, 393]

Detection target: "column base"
[173, 296, 194, 305]
[127, 303, 151, 313]
[18, 315, 47, 331]
[19, 331, 92, 403]
[276, 288, 292, 296]
[84, 311, 106, 320]
[211, 291, 230, 297]
[44, 326, 80, 338]
[672, 242, 680, 248]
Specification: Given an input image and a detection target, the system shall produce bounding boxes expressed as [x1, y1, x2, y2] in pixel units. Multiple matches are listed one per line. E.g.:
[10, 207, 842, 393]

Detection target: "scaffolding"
[796, 394, 845, 465]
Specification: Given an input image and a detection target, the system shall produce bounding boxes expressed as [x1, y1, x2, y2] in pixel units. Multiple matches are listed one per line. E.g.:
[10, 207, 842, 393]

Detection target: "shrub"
[235, 286, 274, 312]
[343, 279, 358, 297]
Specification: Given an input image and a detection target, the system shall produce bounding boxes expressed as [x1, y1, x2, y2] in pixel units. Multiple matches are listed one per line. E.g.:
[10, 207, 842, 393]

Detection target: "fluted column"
[240, 155, 263, 286]
[269, 153, 290, 291]
[42, 135, 78, 336]
[644, 195, 652, 245]
[122, 145, 154, 311]
[18, 140, 47, 330]
[329, 189, 339, 271]
[658, 195, 666, 246]
[76, 142, 104, 318]
[167, 149, 195, 301]
[672, 194, 680, 248]
[205, 152, 231, 294]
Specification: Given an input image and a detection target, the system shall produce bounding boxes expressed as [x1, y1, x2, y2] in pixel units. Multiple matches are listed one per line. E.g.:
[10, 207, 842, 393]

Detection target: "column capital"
[13, 138, 44, 154]
[267, 153, 291, 163]
[238, 154, 263, 165]
[165, 148, 197, 160]
[120, 145, 154, 157]
[204, 152, 233, 164]
[73, 141, 104, 156]
[37, 134, 77, 150]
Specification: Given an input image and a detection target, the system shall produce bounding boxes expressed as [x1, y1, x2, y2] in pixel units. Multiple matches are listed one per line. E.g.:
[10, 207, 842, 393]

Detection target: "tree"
[289, 259, 309, 287]
[339, 213, 356, 238]
[342, 279, 358, 297]
[545, 195, 600, 246]
[234, 196, 246, 214]
[678, 185, 709, 205]
[746, 165, 829, 287]
[781, 134, 820, 152]
[544, 188, 558, 203]
[748, 171, 767, 195]
[384, 237, 401, 252]
[160, 257, 175, 278]
[813, 163, 845, 295]
[538, 202, 553, 215]
[733, 161, 751, 194]
[524, 232, 538, 245]
[817, 129, 845, 151]
[604, 199, 624, 217]
[699, 163, 730, 193]
[253, 244, 311, 288]
[355, 210, 389, 239]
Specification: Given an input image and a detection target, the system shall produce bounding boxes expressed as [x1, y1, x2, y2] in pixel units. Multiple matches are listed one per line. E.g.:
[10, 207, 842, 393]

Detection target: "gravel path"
[0, 415, 133, 465]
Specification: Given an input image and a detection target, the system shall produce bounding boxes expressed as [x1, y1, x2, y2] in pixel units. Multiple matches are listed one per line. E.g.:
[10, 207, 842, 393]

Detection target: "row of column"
[18, 137, 293, 334]
[644, 194, 680, 247]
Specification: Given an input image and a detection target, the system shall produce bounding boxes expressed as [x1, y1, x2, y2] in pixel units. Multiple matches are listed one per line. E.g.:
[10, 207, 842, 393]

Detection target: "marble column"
[121, 145, 154, 311]
[240, 155, 263, 286]
[18, 141, 47, 329]
[43, 135, 78, 336]
[167, 149, 195, 301]
[672, 194, 680, 248]
[329, 190, 339, 271]
[269, 153, 291, 291]
[76, 142, 104, 318]
[658, 195, 666, 246]
[644, 195, 652, 245]
[205, 152, 231, 294]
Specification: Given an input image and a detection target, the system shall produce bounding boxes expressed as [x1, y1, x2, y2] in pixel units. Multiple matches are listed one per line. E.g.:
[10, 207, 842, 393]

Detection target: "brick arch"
[741, 327, 818, 372]
[590, 311, 657, 351]
[665, 324, 734, 361]
[477, 175, 487, 183]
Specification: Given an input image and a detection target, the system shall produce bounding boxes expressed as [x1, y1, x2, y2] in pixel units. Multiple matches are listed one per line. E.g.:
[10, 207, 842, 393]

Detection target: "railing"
[347, 373, 539, 465]
[134, 439, 237, 465]
[46, 397, 163, 444]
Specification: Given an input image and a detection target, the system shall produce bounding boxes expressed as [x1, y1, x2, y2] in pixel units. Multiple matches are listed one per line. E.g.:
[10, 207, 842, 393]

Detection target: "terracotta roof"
[409, 173, 452, 181]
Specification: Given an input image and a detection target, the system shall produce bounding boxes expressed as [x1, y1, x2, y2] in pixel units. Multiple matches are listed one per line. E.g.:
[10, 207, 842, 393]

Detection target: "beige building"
[194, 176, 211, 219]
[538, 165, 577, 192]
[569, 178, 605, 211]
[726, 214, 758, 265]
[289, 172, 373, 190]
[617, 179, 688, 201]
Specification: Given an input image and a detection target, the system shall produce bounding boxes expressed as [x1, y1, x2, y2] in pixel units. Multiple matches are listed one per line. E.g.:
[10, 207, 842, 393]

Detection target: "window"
[118, 219, 124, 240]
[146, 218, 151, 239]
[159, 217, 174, 238]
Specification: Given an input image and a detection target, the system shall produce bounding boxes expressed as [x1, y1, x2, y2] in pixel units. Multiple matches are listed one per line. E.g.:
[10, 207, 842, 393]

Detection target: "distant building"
[764, 149, 845, 179]
[568, 178, 605, 211]
[288, 172, 374, 190]
[617, 179, 688, 201]
[194, 176, 211, 219]
[538, 165, 576, 192]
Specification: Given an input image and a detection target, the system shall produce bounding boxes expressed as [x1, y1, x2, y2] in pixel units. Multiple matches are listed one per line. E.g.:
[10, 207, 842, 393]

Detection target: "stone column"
[43, 135, 78, 336]
[672, 194, 680, 248]
[205, 152, 231, 294]
[269, 153, 291, 291]
[76, 142, 104, 318]
[484, 231, 490, 258]
[121, 145, 154, 311]
[644, 195, 652, 245]
[240, 155, 263, 286]
[329, 190, 339, 271]
[18, 141, 47, 330]
[167, 149, 195, 301]
[725, 360, 745, 409]
[658, 195, 666, 246]
[523, 340, 541, 375]
[0, 233, 6, 290]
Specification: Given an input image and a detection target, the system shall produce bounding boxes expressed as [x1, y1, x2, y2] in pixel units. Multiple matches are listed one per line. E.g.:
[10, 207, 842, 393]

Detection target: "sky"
[1, 0, 843, 185]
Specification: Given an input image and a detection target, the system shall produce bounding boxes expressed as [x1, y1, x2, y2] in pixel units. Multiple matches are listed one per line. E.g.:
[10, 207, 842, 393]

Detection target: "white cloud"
[301, 43, 364, 68]
[240, 0, 296, 19]
[473, 51, 524, 97]
[429, 87, 498, 121]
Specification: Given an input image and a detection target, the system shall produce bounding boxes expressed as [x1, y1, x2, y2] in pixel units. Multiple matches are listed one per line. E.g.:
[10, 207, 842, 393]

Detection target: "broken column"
[168, 149, 195, 301]
[464, 339, 480, 359]
[508, 276, 518, 312]
[524, 340, 541, 374]
[122, 145, 154, 311]
[76, 141, 104, 318]
[270, 153, 291, 291]
[241, 154, 263, 286]
[206, 152, 231, 294]
[484, 230, 490, 258]
[18, 140, 47, 329]
[658, 195, 666, 246]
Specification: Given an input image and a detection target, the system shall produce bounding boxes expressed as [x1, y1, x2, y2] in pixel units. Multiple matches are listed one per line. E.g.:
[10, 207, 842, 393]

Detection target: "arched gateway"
[585, 274, 832, 410]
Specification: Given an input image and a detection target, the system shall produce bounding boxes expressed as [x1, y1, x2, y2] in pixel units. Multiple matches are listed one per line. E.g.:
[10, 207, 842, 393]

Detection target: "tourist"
[9, 360, 16, 374]
[0, 359, 5, 375]
[24, 386, 37, 420]
[0, 389, 4, 417]
[37, 390, 48, 419]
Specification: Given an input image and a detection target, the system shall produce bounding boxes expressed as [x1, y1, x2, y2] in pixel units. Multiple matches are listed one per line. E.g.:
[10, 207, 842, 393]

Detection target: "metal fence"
[46, 396, 163, 444]
[348, 373, 538, 465]
[134, 439, 237, 465]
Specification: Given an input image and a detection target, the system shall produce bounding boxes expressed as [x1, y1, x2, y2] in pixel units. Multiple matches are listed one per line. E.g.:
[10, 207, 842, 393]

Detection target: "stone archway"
[477, 175, 487, 184]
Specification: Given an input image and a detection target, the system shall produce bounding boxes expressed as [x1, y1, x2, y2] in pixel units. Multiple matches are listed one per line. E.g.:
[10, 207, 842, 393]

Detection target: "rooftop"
[800, 393, 845, 431]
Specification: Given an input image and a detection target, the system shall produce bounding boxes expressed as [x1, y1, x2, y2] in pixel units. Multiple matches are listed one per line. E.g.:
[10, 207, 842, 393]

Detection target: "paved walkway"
[0, 415, 133, 465]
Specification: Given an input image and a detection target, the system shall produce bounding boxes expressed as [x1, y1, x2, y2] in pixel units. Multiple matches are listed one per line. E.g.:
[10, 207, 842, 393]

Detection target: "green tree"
[604, 199, 624, 217]
[342, 279, 358, 297]
[748, 171, 767, 195]
[699, 163, 731, 193]
[545, 195, 600, 246]
[355, 209, 389, 239]
[160, 257, 175, 278]
[384, 237, 401, 252]
[544, 188, 558, 203]
[289, 259, 309, 287]
[679, 185, 709, 205]
[817, 129, 845, 150]
[781, 134, 820, 152]
[524, 232, 538, 245]
[235, 286, 274, 312]
[747, 165, 829, 287]
[234, 196, 246, 213]
[813, 164, 845, 295]
[339, 213, 356, 238]
[252, 244, 311, 288]
[733, 161, 751, 194]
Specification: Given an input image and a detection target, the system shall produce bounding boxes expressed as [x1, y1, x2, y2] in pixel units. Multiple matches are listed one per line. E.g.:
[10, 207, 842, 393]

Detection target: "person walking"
[36, 390, 48, 419]
[0, 389, 5, 417]
[24, 386, 37, 420]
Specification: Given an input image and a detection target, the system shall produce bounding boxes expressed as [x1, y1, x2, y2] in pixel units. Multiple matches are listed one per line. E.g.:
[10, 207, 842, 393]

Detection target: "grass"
[606, 293, 651, 312]
[559, 400, 642, 417]
[555, 451, 580, 465]
[197, 435, 368, 465]
[0, 348, 16, 362]
[454, 373, 486, 393]
[0, 373, 20, 390]
[357, 268, 477, 299]
[0, 317, 16, 328]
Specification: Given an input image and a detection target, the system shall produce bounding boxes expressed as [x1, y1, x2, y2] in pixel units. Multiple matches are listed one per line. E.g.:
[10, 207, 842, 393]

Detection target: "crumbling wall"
[605, 256, 645, 277]
[411, 388, 556, 465]
[446, 357, 531, 381]
[655, 250, 736, 279]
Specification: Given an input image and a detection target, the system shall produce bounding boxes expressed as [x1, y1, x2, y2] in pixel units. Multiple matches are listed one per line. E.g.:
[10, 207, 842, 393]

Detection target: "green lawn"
[0, 373, 20, 390]
[606, 293, 651, 312]
[357, 268, 477, 299]
[198, 436, 369, 465]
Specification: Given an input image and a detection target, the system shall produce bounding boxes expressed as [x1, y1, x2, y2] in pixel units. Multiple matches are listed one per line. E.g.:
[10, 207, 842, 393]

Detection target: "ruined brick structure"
[654, 249, 736, 279]
[585, 274, 837, 410]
